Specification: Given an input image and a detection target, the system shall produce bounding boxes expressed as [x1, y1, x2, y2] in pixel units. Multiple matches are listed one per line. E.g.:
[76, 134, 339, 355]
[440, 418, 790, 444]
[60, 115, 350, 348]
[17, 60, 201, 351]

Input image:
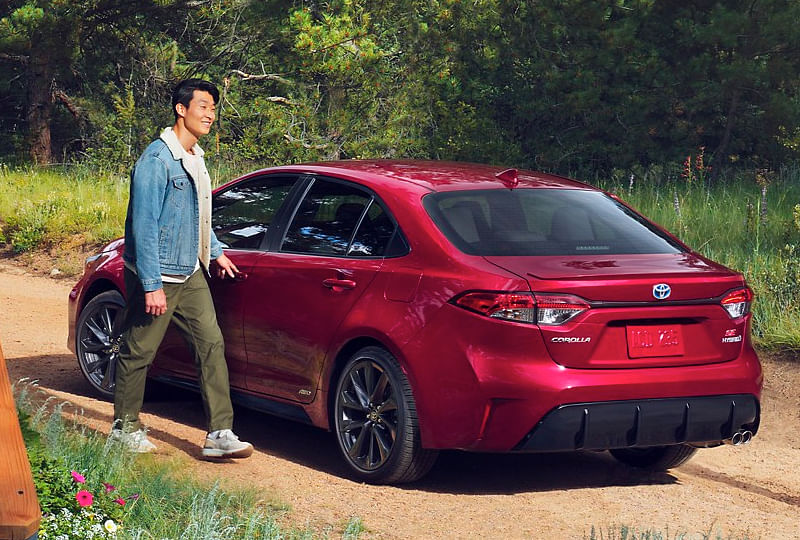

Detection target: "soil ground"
[1, 260, 799, 539]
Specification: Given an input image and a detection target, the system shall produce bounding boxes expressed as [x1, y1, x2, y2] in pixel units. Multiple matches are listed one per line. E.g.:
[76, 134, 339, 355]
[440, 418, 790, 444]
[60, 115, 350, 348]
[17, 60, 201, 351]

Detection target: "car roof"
[237, 160, 593, 193]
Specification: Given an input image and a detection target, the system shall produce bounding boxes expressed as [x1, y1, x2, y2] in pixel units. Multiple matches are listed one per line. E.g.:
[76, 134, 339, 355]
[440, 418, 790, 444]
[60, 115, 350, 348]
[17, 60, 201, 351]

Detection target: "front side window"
[424, 188, 684, 256]
[281, 178, 400, 257]
[212, 175, 297, 249]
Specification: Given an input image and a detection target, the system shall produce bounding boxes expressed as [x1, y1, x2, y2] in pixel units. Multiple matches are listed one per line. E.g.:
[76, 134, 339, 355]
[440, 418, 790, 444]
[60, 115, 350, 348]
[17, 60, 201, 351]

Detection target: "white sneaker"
[202, 429, 253, 458]
[110, 428, 157, 453]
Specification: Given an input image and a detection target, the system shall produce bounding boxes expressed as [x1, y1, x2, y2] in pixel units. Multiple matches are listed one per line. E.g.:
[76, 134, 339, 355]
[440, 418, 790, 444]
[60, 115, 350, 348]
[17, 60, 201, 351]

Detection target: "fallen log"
[0, 338, 40, 540]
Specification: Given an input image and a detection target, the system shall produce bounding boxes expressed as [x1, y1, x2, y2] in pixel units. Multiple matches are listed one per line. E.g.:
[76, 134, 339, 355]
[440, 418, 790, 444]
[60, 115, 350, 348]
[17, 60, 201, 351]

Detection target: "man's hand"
[214, 252, 240, 279]
[145, 289, 167, 317]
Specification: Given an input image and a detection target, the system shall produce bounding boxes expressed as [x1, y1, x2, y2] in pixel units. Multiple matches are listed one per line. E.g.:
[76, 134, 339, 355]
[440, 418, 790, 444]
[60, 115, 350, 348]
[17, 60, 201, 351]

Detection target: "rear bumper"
[403, 304, 763, 451]
[513, 393, 759, 452]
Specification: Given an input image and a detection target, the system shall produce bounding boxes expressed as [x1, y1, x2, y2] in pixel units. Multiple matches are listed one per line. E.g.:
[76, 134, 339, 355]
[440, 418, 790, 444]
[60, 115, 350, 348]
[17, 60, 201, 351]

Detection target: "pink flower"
[70, 471, 86, 484]
[76, 490, 94, 507]
[103, 482, 116, 493]
[114, 497, 126, 506]
[128, 493, 140, 501]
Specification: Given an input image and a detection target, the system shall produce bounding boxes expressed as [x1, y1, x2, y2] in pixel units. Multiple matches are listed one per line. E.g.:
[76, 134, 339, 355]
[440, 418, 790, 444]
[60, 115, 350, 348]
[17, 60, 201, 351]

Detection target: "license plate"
[626, 324, 685, 358]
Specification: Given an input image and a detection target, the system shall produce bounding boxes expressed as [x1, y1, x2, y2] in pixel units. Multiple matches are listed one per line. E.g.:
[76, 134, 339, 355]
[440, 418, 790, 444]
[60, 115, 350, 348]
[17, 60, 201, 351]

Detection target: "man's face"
[177, 90, 216, 139]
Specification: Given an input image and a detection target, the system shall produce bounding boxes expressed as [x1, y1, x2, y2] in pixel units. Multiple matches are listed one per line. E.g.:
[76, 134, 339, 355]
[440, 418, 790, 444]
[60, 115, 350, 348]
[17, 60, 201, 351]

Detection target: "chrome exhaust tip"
[724, 430, 753, 446]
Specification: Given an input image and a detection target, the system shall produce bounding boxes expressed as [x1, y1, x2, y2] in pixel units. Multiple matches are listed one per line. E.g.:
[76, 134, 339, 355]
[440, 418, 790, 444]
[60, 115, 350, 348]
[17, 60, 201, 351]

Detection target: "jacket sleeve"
[130, 153, 169, 292]
[210, 229, 223, 260]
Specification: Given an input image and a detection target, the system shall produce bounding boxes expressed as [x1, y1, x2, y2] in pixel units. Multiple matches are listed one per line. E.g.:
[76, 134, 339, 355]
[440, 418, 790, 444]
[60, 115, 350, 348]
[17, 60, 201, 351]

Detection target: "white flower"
[104, 520, 118, 534]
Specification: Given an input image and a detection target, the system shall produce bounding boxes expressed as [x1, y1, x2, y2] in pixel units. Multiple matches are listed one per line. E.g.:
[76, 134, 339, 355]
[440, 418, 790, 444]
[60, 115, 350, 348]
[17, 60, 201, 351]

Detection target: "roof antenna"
[495, 168, 519, 188]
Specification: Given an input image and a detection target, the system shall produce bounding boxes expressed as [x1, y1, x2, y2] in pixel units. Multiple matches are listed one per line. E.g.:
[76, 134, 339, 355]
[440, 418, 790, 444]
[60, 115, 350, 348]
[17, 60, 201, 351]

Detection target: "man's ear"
[175, 103, 186, 118]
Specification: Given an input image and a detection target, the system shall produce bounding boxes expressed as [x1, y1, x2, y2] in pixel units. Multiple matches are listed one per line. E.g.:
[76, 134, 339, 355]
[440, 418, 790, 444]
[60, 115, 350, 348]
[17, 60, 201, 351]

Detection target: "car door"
[161, 173, 300, 389]
[241, 176, 398, 403]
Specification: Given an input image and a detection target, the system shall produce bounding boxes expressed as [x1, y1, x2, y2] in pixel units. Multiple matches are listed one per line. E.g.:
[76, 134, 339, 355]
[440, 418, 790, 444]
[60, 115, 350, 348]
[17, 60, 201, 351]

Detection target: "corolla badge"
[652, 283, 671, 300]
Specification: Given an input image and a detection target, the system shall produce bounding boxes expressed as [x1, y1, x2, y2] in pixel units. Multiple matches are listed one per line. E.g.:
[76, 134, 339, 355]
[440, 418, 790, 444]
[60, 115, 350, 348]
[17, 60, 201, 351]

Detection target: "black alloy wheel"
[333, 346, 438, 484]
[75, 290, 125, 399]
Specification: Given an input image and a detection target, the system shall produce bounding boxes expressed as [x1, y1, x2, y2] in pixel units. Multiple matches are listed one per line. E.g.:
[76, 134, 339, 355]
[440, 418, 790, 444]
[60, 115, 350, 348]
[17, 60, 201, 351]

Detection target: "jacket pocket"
[167, 175, 191, 209]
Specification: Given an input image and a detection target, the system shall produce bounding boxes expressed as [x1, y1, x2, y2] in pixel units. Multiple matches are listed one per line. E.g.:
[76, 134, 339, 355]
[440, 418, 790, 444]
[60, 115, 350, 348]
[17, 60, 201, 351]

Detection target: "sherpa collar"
[159, 127, 204, 161]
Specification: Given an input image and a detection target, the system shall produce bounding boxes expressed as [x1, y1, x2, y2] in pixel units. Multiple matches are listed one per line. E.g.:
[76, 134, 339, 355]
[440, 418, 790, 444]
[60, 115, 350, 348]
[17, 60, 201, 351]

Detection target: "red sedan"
[68, 160, 762, 483]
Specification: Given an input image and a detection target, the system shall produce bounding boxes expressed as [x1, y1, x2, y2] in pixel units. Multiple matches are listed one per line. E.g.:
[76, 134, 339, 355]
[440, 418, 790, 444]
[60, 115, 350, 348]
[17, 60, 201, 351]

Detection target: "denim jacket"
[122, 138, 222, 292]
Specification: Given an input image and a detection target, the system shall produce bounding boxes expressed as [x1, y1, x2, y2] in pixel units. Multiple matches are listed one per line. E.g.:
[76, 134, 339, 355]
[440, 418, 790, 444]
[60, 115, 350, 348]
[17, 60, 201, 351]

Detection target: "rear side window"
[281, 178, 403, 257]
[213, 175, 297, 249]
[349, 201, 397, 257]
[423, 189, 684, 256]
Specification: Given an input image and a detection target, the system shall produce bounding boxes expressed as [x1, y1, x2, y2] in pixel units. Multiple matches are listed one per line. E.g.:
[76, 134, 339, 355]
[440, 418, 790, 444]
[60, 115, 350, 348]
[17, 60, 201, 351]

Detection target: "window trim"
[211, 173, 305, 252]
[277, 175, 408, 259]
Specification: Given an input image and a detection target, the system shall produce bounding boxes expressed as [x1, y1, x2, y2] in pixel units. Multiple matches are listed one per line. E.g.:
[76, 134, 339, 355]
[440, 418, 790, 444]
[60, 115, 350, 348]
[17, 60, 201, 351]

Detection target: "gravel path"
[2, 261, 798, 539]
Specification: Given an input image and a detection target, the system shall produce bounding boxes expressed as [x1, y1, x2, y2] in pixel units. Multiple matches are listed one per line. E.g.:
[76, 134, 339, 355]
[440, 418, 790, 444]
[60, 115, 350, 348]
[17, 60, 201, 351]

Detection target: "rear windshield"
[423, 189, 684, 256]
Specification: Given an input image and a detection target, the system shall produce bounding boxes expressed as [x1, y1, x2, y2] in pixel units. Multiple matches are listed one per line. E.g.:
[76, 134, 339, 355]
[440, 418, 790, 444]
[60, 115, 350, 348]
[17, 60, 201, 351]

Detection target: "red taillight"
[533, 294, 590, 325]
[452, 292, 589, 325]
[454, 292, 537, 323]
[720, 287, 753, 319]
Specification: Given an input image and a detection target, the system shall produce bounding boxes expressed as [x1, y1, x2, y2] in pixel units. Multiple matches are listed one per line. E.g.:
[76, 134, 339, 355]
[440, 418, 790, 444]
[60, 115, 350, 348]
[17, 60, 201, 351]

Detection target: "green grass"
[585, 523, 758, 539]
[0, 159, 257, 255]
[14, 380, 363, 540]
[1, 161, 799, 349]
[597, 164, 800, 350]
[0, 164, 128, 253]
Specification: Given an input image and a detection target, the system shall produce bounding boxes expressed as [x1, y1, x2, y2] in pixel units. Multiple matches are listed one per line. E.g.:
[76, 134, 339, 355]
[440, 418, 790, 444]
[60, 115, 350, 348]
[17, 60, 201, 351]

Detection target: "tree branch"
[230, 69, 293, 85]
[264, 96, 295, 105]
[0, 52, 29, 64]
[283, 132, 329, 149]
[53, 89, 82, 121]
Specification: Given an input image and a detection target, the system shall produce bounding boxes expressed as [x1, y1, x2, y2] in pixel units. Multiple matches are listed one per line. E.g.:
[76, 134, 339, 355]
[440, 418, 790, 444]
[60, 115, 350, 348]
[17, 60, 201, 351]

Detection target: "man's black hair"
[171, 78, 220, 121]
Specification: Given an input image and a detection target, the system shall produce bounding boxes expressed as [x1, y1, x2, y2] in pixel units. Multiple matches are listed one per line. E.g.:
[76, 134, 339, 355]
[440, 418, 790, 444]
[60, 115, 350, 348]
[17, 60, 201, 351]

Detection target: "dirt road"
[1, 260, 798, 539]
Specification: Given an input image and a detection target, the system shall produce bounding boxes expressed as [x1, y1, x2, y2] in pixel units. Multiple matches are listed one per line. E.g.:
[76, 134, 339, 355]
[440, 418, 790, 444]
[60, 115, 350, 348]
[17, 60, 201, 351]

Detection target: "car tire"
[75, 290, 125, 399]
[609, 444, 698, 471]
[333, 346, 438, 484]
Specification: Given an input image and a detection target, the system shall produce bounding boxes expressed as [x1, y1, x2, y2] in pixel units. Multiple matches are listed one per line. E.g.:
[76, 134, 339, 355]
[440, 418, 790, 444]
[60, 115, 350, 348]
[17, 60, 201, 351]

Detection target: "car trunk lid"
[485, 253, 749, 369]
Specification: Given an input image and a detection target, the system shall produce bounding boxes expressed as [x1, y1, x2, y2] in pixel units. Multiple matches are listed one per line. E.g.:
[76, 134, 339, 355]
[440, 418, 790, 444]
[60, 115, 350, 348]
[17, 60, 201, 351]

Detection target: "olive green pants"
[114, 268, 234, 433]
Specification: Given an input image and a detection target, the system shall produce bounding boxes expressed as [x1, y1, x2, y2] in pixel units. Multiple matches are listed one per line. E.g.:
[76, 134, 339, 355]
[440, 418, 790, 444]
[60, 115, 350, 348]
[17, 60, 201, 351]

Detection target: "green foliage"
[2, 1, 798, 173]
[0, 166, 127, 254]
[15, 382, 361, 539]
[18, 400, 135, 539]
[586, 523, 757, 540]
[342, 517, 365, 539]
[600, 162, 800, 350]
[85, 85, 156, 172]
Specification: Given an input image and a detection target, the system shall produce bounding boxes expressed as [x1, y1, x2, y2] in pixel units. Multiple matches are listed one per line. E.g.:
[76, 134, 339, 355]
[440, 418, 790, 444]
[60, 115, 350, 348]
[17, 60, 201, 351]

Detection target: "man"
[112, 78, 252, 459]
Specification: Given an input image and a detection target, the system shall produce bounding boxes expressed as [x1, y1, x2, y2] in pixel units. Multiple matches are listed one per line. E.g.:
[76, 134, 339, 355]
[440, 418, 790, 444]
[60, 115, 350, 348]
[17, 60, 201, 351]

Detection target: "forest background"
[2, 3, 799, 538]
[2, 0, 800, 349]
[2, 0, 800, 175]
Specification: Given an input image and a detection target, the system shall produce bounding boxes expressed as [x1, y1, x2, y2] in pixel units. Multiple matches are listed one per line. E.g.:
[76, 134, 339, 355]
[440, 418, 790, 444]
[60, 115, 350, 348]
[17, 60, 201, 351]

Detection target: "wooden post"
[0, 339, 40, 540]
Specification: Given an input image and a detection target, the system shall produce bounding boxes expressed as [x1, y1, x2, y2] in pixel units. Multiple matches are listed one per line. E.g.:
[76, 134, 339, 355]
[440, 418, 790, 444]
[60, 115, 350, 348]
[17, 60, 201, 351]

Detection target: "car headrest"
[334, 202, 366, 226]
[550, 206, 594, 242]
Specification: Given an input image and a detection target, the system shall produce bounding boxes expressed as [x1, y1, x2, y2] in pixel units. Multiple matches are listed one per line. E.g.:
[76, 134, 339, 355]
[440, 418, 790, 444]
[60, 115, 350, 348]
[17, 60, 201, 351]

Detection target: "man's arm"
[130, 153, 170, 314]
[130, 154, 169, 291]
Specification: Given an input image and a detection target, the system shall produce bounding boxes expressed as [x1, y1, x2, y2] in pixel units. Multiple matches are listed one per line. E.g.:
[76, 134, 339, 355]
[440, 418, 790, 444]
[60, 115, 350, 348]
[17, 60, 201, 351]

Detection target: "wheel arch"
[80, 278, 123, 314]
[323, 335, 419, 431]
[325, 337, 388, 428]
[324, 336, 439, 483]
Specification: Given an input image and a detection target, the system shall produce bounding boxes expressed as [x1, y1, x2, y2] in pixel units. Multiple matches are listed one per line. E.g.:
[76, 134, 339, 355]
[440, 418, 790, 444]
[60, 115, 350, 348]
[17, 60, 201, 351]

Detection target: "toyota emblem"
[652, 283, 671, 300]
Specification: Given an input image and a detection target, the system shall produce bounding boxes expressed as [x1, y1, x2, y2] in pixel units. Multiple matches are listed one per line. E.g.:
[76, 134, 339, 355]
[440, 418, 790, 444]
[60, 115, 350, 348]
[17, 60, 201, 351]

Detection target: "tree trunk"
[710, 88, 740, 183]
[26, 34, 54, 164]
